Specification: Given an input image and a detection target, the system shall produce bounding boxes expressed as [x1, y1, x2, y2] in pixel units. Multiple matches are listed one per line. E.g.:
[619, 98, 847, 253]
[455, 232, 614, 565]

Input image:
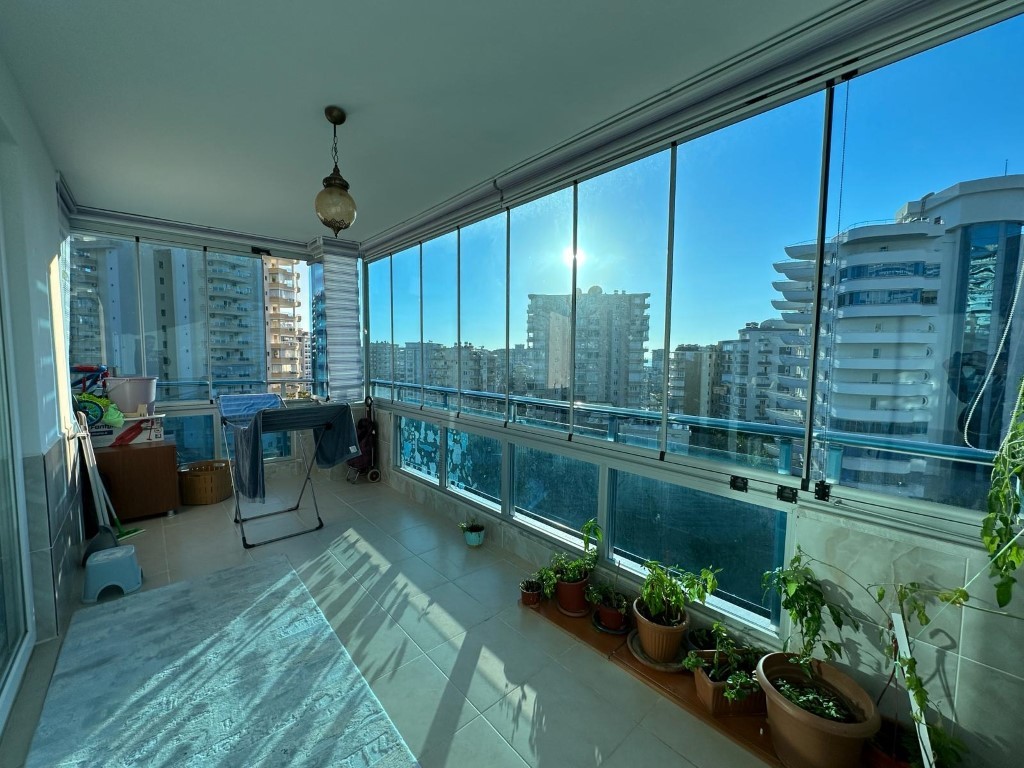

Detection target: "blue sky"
[373, 14, 1023, 351]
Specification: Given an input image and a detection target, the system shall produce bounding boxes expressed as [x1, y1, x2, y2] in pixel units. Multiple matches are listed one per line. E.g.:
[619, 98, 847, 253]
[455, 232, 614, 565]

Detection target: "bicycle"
[70, 364, 109, 427]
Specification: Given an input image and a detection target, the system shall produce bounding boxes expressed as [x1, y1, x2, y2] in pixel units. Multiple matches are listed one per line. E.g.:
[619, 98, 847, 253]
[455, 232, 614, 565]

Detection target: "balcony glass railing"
[375, 378, 996, 510]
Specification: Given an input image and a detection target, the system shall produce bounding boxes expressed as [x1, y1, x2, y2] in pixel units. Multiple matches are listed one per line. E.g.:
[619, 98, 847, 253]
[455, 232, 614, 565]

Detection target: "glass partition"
[816, 15, 1024, 508]
[139, 241, 209, 402]
[612, 470, 785, 619]
[508, 189, 574, 431]
[459, 213, 507, 418]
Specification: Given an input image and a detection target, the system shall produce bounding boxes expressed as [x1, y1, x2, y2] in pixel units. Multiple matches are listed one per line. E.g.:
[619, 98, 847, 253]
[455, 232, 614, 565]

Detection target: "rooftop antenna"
[1005, 158, 1009, 176]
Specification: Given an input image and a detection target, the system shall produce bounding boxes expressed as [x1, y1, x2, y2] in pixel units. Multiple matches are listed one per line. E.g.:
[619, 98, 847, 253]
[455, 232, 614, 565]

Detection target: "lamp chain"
[332, 125, 339, 167]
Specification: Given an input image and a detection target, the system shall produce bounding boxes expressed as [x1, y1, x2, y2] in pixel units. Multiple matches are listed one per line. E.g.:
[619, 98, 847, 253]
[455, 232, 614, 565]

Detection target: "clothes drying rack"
[218, 394, 360, 548]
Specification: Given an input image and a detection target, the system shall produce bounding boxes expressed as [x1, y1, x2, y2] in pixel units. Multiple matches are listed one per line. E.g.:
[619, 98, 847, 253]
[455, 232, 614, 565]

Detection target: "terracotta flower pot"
[632, 598, 689, 663]
[693, 666, 767, 717]
[756, 652, 881, 768]
[555, 577, 589, 617]
[596, 602, 626, 631]
[520, 586, 542, 607]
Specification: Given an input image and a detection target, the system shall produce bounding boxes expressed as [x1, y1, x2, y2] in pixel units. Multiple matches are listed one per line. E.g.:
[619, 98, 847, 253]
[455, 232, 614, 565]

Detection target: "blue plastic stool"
[83, 545, 143, 603]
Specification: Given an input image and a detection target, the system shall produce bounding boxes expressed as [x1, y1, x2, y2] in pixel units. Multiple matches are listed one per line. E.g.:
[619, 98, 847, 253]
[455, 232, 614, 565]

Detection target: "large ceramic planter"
[555, 577, 589, 616]
[694, 666, 767, 717]
[632, 598, 689, 662]
[756, 652, 881, 768]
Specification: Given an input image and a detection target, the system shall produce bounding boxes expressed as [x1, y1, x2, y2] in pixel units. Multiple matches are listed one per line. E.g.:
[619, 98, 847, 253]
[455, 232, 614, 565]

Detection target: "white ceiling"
[0, 1, 845, 244]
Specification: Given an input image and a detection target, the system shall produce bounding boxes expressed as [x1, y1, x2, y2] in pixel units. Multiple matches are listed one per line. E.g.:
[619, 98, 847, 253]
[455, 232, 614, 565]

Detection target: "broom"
[76, 412, 145, 542]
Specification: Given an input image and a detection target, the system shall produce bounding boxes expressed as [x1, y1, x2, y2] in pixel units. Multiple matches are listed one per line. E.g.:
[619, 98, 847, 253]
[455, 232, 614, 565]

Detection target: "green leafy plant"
[519, 574, 543, 593]
[762, 548, 858, 666]
[637, 560, 718, 627]
[547, 518, 603, 586]
[682, 621, 764, 701]
[458, 517, 484, 533]
[773, 678, 855, 723]
[535, 566, 558, 599]
[982, 376, 1024, 608]
[585, 576, 629, 615]
[767, 548, 971, 765]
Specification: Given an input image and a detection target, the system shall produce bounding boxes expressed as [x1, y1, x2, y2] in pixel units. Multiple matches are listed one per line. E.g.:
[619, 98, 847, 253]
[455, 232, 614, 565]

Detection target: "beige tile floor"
[0, 471, 770, 768]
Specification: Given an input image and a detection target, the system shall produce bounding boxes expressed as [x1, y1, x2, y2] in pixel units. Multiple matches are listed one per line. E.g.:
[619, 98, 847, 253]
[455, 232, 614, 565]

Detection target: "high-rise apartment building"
[526, 286, 650, 407]
[768, 175, 1024, 499]
[264, 257, 304, 396]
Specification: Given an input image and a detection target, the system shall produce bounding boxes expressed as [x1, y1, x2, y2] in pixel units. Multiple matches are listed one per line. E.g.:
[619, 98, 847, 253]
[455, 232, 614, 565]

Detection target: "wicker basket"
[178, 460, 232, 505]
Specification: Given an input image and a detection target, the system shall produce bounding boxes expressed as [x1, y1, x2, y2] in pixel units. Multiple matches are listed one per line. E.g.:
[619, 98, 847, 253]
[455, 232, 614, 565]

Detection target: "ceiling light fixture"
[314, 105, 356, 236]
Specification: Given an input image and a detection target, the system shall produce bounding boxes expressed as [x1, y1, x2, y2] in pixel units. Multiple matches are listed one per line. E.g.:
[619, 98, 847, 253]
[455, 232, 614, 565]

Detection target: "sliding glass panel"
[459, 213, 507, 418]
[612, 470, 785, 619]
[817, 16, 1024, 509]
[265, 256, 307, 398]
[207, 252, 265, 397]
[509, 188, 574, 431]
[392, 246, 422, 404]
[163, 413, 216, 465]
[447, 429, 501, 506]
[576, 150, 670, 447]
[139, 241, 209, 402]
[367, 257, 394, 400]
[399, 416, 440, 481]
[69, 234, 142, 376]
[513, 445, 598, 533]
[422, 232, 458, 410]
[668, 93, 825, 475]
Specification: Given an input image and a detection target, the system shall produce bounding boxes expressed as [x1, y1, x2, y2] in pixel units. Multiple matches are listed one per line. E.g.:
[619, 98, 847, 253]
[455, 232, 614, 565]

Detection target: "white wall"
[0, 51, 63, 457]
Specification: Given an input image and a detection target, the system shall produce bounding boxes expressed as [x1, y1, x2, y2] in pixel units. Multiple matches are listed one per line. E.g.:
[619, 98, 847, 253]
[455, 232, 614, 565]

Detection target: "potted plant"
[632, 560, 718, 663]
[519, 573, 543, 607]
[585, 575, 630, 631]
[769, 548, 971, 768]
[458, 517, 485, 547]
[682, 621, 766, 717]
[757, 549, 881, 768]
[549, 518, 603, 617]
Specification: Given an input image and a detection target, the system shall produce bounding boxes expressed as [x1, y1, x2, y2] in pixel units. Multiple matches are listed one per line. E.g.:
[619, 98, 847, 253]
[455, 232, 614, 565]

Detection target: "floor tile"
[556, 642, 660, 721]
[388, 582, 497, 653]
[332, 597, 424, 682]
[362, 556, 450, 605]
[481, 661, 638, 767]
[452, 560, 526, 612]
[639, 698, 772, 768]
[600, 725, 698, 768]
[417, 537, 506, 580]
[331, 533, 418, 576]
[0, 639, 60, 764]
[427, 616, 558, 712]
[370, 655, 480, 756]
[496, 605, 579, 659]
[417, 715, 529, 768]
[390, 522, 453, 555]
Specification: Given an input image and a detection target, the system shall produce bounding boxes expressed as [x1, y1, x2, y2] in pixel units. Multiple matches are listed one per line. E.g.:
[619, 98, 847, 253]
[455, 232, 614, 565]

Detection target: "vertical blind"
[322, 254, 364, 401]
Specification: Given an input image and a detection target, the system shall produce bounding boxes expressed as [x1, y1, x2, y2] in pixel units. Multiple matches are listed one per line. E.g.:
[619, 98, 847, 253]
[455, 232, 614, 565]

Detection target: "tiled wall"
[24, 438, 84, 642]
[789, 509, 1016, 768]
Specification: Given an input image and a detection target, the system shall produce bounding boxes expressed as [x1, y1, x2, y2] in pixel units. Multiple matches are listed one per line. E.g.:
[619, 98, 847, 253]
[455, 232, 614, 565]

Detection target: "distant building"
[769, 174, 1024, 500]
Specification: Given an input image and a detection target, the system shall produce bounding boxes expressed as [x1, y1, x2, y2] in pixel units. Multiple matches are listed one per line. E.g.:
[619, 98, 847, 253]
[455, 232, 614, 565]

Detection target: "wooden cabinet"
[93, 442, 179, 520]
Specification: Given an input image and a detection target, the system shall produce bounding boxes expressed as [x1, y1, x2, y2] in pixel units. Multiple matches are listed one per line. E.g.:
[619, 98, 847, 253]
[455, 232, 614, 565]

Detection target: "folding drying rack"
[218, 394, 360, 548]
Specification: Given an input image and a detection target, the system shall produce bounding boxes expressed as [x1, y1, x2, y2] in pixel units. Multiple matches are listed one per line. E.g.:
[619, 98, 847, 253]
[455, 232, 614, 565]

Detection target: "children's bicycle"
[70, 364, 109, 427]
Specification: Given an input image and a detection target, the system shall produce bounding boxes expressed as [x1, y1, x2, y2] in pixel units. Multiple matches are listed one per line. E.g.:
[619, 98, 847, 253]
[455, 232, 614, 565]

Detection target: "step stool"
[83, 545, 143, 603]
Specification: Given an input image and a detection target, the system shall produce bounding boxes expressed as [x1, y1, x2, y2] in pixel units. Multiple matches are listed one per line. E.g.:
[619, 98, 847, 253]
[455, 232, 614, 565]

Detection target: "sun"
[561, 246, 587, 269]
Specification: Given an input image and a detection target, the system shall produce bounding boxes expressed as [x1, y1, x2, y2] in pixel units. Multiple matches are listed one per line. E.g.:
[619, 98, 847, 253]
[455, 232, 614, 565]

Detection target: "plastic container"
[178, 460, 233, 505]
[105, 377, 158, 415]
